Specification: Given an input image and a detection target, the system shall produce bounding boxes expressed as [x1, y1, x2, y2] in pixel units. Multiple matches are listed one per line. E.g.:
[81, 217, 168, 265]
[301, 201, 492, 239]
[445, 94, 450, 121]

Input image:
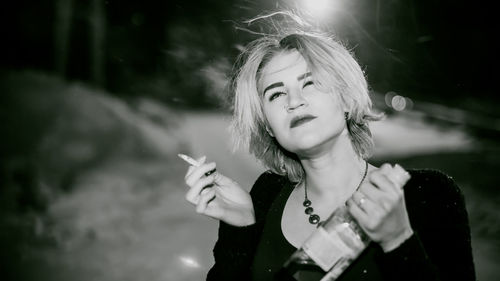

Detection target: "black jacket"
[207, 169, 475, 281]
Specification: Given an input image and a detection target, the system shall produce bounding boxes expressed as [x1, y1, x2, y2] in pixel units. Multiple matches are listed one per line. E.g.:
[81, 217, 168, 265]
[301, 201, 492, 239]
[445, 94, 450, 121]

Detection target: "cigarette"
[178, 154, 201, 167]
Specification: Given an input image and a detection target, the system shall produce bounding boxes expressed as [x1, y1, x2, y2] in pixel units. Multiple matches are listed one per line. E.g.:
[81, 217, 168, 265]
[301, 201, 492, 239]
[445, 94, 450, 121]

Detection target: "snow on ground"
[14, 108, 492, 281]
[371, 112, 473, 158]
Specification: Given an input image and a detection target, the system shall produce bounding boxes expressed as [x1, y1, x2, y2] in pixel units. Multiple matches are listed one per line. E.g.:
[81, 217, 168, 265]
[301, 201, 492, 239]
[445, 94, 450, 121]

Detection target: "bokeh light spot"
[391, 95, 407, 111]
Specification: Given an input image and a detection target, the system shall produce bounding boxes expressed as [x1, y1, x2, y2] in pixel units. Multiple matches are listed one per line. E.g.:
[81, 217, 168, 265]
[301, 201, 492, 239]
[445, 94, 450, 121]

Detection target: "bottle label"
[302, 226, 355, 272]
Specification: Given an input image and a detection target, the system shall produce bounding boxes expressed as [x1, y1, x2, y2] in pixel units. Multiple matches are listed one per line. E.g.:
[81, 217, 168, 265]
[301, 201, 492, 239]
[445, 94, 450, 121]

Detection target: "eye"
[269, 91, 286, 101]
[302, 80, 314, 88]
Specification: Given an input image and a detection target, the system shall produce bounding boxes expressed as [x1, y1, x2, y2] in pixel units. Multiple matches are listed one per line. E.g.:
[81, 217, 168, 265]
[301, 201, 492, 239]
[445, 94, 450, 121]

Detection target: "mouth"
[290, 114, 317, 128]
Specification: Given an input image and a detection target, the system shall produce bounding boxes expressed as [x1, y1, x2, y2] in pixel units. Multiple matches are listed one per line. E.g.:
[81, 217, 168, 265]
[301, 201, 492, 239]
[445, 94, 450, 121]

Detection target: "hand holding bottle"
[182, 155, 255, 227]
[347, 163, 413, 252]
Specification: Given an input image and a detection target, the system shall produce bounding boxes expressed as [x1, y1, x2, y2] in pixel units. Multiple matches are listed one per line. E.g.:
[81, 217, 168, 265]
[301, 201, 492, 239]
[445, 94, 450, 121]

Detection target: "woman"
[183, 12, 475, 281]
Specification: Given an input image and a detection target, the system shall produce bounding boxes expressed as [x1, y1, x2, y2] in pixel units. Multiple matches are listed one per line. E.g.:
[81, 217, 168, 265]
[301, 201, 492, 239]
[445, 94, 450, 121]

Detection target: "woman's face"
[260, 50, 347, 156]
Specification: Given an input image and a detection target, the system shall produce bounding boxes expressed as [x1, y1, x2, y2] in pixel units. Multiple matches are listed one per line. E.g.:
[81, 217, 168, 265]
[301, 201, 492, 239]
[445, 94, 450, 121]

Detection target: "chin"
[284, 126, 346, 154]
[281, 133, 326, 154]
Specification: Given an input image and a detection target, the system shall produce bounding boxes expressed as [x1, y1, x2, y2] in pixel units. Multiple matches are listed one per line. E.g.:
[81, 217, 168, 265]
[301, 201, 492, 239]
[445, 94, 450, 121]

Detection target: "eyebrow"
[262, 72, 312, 96]
[297, 72, 312, 81]
[263, 82, 284, 96]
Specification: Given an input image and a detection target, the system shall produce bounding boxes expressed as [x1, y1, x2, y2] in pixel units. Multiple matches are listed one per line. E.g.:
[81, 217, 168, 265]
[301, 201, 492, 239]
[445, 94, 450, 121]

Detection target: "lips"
[290, 115, 317, 128]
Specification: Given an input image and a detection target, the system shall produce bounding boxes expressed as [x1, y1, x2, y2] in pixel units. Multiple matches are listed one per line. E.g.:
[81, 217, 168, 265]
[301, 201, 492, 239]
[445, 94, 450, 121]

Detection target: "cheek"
[314, 96, 346, 132]
[312, 91, 343, 114]
[325, 92, 344, 109]
[263, 104, 283, 132]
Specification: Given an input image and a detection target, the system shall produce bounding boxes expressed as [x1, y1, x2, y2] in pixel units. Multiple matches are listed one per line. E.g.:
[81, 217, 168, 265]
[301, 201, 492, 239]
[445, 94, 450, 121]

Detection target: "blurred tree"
[54, 0, 74, 77]
[53, 0, 106, 86]
[89, 0, 106, 86]
[3, 0, 497, 110]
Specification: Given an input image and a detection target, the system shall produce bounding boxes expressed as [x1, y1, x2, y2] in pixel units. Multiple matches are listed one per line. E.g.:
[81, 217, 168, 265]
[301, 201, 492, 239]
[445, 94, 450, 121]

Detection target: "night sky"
[2, 0, 498, 109]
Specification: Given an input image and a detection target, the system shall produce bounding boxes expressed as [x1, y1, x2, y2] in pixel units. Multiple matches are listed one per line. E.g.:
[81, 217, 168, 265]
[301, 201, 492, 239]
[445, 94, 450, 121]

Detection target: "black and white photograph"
[1, 0, 498, 280]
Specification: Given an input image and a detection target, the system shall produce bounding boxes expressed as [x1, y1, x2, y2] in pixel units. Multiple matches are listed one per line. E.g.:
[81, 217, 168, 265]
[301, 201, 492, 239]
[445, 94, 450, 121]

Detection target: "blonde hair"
[230, 11, 382, 183]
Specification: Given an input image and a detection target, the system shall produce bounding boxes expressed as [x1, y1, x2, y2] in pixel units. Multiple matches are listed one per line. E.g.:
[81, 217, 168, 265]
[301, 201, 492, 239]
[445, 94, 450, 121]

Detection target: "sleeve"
[376, 170, 476, 281]
[206, 172, 282, 281]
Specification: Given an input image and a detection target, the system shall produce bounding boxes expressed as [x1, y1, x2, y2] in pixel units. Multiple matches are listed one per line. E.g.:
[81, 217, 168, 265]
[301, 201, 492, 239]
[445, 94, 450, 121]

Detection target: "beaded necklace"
[303, 161, 369, 224]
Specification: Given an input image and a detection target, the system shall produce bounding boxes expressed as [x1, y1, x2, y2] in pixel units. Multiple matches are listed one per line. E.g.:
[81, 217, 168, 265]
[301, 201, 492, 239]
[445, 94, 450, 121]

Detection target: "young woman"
[183, 12, 475, 281]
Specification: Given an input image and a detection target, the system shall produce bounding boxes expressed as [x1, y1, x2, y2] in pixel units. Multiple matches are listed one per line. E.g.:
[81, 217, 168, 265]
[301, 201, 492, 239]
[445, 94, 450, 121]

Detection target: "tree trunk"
[54, 0, 74, 77]
[89, 0, 106, 86]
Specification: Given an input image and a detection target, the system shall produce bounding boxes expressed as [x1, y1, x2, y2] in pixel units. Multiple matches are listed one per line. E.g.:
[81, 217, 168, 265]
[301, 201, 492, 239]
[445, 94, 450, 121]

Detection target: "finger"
[347, 197, 382, 233]
[395, 164, 410, 177]
[186, 173, 215, 204]
[358, 181, 386, 202]
[196, 188, 216, 214]
[212, 171, 236, 187]
[184, 156, 207, 179]
[377, 163, 410, 188]
[369, 171, 399, 194]
[185, 162, 217, 187]
[204, 168, 217, 177]
[378, 163, 393, 174]
[388, 164, 411, 188]
[352, 191, 382, 215]
[185, 173, 216, 204]
[184, 165, 196, 180]
[360, 181, 395, 212]
[346, 198, 370, 226]
[351, 191, 368, 213]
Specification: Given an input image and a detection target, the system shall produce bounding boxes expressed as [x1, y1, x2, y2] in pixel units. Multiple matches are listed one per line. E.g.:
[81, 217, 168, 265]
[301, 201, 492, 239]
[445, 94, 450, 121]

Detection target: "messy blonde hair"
[230, 11, 382, 183]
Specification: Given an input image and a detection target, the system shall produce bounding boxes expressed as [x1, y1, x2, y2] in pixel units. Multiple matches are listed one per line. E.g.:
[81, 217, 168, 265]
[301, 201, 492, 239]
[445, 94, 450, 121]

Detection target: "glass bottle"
[276, 206, 370, 281]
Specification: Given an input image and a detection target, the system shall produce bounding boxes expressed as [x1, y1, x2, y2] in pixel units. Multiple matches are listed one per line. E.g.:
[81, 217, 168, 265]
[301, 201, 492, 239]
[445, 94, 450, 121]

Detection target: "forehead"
[260, 50, 308, 84]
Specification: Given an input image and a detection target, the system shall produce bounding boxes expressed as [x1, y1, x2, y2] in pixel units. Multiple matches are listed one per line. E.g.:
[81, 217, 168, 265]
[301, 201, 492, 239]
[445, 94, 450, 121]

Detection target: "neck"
[298, 134, 367, 199]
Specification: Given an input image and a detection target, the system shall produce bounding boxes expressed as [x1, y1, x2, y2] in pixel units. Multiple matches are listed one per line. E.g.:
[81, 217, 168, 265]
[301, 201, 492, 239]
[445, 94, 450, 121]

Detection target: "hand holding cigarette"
[180, 153, 255, 226]
[178, 154, 216, 176]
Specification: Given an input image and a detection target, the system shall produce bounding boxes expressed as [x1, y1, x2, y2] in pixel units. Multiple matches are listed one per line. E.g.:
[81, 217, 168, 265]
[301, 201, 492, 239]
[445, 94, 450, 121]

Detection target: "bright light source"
[301, 0, 340, 18]
[179, 256, 201, 268]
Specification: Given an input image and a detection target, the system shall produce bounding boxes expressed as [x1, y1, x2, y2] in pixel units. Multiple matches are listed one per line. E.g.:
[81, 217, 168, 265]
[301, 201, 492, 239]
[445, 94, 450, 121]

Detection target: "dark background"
[3, 0, 497, 109]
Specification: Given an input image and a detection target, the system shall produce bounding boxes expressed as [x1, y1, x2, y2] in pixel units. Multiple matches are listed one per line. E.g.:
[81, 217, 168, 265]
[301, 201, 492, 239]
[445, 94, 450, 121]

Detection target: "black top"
[206, 169, 476, 281]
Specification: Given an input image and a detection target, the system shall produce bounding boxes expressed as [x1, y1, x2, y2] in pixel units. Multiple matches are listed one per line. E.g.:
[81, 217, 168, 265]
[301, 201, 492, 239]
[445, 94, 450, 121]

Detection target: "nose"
[285, 88, 308, 112]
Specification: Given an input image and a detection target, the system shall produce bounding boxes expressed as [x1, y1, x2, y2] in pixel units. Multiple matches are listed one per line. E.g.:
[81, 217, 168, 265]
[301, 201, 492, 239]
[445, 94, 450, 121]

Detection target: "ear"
[338, 95, 350, 113]
[341, 101, 351, 121]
